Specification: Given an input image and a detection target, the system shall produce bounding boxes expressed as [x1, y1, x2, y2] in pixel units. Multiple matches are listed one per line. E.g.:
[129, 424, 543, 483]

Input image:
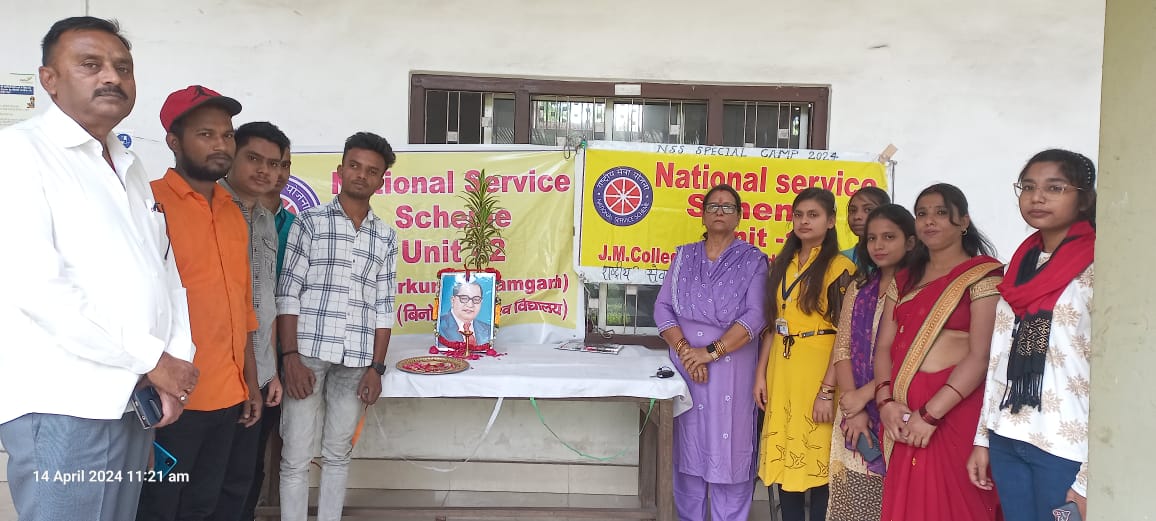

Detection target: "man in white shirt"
[0, 16, 198, 521]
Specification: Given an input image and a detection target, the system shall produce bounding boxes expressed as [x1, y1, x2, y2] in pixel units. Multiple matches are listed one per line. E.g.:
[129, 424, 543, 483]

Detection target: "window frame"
[409, 74, 830, 148]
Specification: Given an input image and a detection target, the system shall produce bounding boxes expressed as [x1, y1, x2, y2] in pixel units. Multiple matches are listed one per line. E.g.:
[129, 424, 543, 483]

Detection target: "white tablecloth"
[382, 337, 693, 416]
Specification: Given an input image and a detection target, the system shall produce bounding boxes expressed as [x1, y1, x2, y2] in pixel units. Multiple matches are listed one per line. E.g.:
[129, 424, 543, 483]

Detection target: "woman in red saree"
[873, 184, 1004, 521]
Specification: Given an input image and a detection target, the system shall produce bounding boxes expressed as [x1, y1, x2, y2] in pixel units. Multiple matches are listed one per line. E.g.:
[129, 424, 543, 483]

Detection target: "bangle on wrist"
[874, 380, 892, 397]
[918, 406, 941, 426]
[817, 394, 833, 401]
[878, 397, 896, 408]
[279, 350, 298, 360]
[944, 383, 965, 400]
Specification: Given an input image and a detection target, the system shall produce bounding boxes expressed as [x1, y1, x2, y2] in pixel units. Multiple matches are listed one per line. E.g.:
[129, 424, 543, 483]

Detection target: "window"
[722, 101, 811, 149]
[410, 75, 829, 336]
[410, 75, 829, 148]
[422, 90, 515, 144]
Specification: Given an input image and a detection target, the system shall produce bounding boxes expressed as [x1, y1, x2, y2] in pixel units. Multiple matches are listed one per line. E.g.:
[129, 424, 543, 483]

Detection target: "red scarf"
[997, 220, 1095, 412]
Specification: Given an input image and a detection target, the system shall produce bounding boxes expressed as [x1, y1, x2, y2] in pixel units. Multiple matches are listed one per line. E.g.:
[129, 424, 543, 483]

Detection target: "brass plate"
[396, 355, 470, 375]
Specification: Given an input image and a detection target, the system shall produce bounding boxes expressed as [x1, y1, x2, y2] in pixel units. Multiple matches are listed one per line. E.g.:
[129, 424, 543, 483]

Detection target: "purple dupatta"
[669, 240, 767, 328]
[846, 272, 887, 475]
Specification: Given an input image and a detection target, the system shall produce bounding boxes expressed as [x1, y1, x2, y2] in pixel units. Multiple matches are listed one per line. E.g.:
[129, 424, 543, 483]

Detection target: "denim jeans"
[278, 356, 368, 521]
[988, 431, 1082, 521]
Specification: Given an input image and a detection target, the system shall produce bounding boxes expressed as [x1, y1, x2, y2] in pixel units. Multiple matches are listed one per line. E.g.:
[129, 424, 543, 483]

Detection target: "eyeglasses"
[704, 203, 739, 215]
[1013, 182, 1083, 198]
[453, 295, 483, 305]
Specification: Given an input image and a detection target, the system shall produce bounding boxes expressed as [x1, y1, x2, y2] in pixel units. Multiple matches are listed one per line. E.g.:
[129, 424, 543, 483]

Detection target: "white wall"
[1, 0, 1105, 493]
[1, 0, 1105, 258]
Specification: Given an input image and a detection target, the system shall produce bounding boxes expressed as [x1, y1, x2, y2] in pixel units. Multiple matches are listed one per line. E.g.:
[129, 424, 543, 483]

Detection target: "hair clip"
[1078, 153, 1096, 186]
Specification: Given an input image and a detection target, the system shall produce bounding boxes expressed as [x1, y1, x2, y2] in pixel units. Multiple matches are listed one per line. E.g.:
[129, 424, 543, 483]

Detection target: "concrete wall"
[1090, 0, 1156, 518]
[1, 0, 1106, 494]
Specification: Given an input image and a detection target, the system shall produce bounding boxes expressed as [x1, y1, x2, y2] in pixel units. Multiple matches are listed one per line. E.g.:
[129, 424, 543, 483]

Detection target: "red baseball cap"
[159, 85, 242, 133]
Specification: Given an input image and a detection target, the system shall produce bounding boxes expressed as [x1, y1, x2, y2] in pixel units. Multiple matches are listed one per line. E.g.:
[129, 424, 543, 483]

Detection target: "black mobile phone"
[1052, 501, 1083, 521]
[856, 430, 883, 462]
[131, 385, 163, 430]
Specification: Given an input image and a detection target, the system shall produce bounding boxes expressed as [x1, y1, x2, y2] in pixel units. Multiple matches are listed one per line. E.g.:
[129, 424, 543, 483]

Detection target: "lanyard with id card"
[778, 273, 804, 358]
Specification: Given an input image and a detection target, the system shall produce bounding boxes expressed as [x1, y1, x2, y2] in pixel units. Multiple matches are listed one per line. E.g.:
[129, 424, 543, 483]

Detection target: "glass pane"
[424, 90, 513, 145]
[744, 105, 757, 146]
[722, 103, 745, 147]
[723, 101, 811, 149]
[641, 103, 671, 143]
[492, 97, 515, 144]
[789, 105, 805, 149]
[755, 104, 778, 148]
[458, 92, 482, 144]
[584, 282, 600, 330]
[681, 103, 707, 145]
[777, 103, 792, 148]
[634, 286, 659, 328]
[602, 283, 627, 327]
[531, 97, 601, 146]
[447, 92, 460, 134]
[424, 90, 448, 144]
[616, 102, 635, 140]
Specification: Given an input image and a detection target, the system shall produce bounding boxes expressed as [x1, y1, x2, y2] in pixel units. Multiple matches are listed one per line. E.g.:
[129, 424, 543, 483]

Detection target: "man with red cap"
[136, 85, 262, 521]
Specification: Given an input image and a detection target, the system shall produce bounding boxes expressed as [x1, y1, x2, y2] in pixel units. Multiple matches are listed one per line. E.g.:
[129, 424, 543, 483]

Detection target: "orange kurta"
[152, 168, 256, 411]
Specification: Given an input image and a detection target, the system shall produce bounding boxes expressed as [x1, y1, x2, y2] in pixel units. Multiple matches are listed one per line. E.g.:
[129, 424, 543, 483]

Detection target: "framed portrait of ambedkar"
[435, 271, 497, 352]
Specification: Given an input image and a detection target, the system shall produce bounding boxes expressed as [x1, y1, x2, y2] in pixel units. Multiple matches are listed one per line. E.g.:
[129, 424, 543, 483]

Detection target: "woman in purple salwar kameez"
[654, 184, 768, 521]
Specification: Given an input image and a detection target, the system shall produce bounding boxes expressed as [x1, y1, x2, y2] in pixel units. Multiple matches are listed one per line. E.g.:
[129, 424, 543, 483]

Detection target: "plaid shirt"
[276, 197, 398, 367]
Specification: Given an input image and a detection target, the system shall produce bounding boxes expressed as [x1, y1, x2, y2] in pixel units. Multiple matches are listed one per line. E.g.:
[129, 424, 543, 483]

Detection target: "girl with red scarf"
[968, 150, 1096, 521]
[873, 184, 1004, 521]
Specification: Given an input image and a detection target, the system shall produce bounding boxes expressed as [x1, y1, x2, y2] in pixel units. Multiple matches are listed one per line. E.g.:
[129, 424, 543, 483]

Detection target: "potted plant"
[432, 169, 505, 358]
[457, 169, 505, 271]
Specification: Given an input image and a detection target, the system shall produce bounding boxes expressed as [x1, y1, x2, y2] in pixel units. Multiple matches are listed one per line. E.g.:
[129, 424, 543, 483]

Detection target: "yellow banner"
[286, 150, 577, 336]
[579, 145, 888, 271]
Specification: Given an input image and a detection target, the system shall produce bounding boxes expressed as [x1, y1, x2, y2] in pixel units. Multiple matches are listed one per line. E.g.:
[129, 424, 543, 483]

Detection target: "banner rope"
[528, 397, 656, 462]
[370, 397, 505, 473]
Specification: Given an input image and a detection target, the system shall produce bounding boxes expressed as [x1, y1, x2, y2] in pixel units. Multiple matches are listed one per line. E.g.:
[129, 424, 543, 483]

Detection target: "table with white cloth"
[258, 337, 690, 521]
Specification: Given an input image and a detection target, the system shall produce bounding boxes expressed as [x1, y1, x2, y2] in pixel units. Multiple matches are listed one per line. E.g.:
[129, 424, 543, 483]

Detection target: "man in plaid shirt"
[275, 132, 398, 521]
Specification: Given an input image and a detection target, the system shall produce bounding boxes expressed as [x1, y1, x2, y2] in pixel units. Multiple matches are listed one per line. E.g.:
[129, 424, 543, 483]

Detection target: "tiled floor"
[0, 485, 776, 520]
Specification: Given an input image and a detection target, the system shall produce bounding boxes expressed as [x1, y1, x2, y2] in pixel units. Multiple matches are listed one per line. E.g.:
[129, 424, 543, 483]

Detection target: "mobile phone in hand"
[131, 385, 163, 430]
[856, 431, 883, 462]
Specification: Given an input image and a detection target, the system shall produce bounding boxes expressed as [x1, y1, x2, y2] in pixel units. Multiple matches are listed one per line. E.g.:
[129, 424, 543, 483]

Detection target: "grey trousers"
[1, 412, 152, 521]
[279, 355, 367, 521]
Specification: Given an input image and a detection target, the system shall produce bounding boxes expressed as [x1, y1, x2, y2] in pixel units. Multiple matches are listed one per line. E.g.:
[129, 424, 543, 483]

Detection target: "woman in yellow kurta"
[755, 187, 854, 521]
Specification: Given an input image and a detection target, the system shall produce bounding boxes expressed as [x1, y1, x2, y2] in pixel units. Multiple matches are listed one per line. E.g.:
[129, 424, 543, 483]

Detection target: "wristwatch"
[371, 362, 387, 376]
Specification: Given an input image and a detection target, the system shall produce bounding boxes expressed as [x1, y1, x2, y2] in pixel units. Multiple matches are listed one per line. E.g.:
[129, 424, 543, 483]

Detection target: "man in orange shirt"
[137, 86, 262, 521]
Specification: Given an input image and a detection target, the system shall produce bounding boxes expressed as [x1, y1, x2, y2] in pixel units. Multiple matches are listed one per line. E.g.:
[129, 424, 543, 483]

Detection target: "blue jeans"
[279, 356, 368, 521]
[988, 432, 1081, 521]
